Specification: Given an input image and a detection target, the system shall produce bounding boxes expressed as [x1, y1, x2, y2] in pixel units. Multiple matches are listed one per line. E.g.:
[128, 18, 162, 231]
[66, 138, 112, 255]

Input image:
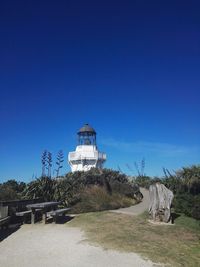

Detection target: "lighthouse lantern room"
[68, 124, 106, 172]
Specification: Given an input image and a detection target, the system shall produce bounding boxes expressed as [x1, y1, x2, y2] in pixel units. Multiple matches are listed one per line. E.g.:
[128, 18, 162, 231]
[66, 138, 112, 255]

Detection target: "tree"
[0, 179, 26, 201]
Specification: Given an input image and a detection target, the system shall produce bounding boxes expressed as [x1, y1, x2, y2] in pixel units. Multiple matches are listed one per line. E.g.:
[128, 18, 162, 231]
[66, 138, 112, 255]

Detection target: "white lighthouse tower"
[68, 124, 106, 172]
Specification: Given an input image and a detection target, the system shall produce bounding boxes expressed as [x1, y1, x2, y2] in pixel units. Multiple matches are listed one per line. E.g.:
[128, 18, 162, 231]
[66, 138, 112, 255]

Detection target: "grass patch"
[68, 211, 200, 267]
[174, 213, 200, 232]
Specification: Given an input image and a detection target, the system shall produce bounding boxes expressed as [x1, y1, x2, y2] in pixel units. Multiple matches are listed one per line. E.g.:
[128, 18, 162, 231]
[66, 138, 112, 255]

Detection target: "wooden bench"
[15, 210, 32, 216]
[0, 206, 10, 229]
[48, 208, 71, 223]
[16, 209, 42, 224]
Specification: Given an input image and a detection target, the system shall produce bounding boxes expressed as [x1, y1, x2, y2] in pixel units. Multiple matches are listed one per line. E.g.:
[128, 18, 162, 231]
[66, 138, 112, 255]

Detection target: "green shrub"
[71, 185, 135, 213]
[0, 180, 26, 201]
[55, 175, 84, 206]
[191, 195, 200, 220]
[173, 193, 200, 220]
[110, 180, 141, 199]
[162, 165, 200, 220]
[59, 168, 140, 205]
[21, 168, 139, 211]
[134, 175, 152, 188]
[23, 176, 56, 202]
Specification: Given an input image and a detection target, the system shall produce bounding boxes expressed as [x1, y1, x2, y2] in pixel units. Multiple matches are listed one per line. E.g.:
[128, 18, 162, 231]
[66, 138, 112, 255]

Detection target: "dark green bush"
[23, 176, 56, 202]
[3, 165, 199, 218]
[110, 180, 140, 198]
[134, 175, 153, 188]
[191, 195, 200, 220]
[22, 168, 139, 210]
[71, 185, 135, 213]
[163, 165, 200, 220]
[58, 168, 139, 206]
[0, 180, 26, 201]
[174, 193, 200, 220]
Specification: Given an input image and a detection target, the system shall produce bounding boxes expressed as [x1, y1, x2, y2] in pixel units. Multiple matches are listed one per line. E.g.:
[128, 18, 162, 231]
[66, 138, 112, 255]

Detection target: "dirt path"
[110, 188, 149, 215]
[0, 223, 157, 267]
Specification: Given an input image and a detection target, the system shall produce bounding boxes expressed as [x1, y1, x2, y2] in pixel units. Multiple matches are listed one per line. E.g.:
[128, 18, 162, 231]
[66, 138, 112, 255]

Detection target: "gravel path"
[0, 224, 157, 267]
[110, 188, 149, 215]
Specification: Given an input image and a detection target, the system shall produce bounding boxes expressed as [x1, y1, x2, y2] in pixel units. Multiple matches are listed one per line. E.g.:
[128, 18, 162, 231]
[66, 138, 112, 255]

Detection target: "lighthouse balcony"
[68, 151, 106, 161]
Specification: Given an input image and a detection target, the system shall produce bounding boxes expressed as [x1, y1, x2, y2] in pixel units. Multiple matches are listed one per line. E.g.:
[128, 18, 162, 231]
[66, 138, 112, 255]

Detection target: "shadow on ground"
[0, 224, 21, 242]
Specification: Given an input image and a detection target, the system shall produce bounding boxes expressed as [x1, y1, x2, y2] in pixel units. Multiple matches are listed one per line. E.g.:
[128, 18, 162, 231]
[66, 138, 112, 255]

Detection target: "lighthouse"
[68, 124, 106, 172]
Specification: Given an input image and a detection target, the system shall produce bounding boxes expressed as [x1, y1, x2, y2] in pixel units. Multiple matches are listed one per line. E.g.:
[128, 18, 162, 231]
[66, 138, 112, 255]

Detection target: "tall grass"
[71, 185, 135, 213]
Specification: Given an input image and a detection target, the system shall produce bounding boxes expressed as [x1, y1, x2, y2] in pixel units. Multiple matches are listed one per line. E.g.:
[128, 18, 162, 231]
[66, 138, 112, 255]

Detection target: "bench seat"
[49, 208, 71, 216]
[15, 210, 32, 216]
[0, 216, 10, 228]
[48, 208, 71, 223]
[15, 209, 42, 224]
[15, 209, 42, 217]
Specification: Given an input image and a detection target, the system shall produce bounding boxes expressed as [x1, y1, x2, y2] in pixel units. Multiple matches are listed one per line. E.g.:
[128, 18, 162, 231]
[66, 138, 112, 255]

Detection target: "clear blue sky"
[0, 0, 200, 182]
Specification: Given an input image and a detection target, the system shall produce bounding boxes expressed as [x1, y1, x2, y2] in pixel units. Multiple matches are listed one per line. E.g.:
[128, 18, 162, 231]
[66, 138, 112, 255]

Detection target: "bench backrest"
[0, 206, 8, 219]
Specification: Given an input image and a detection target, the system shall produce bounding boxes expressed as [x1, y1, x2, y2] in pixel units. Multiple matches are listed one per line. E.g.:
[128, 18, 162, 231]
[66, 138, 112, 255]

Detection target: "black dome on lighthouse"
[78, 124, 96, 134]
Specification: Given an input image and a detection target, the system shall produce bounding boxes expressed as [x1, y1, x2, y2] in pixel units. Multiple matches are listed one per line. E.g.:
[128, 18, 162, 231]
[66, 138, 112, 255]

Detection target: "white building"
[68, 124, 106, 172]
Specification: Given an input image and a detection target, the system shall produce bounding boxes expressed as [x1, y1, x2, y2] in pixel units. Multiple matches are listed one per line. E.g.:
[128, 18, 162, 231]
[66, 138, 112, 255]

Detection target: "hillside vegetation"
[0, 169, 140, 213]
[1, 165, 200, 219]
[135, 165, 200, 220]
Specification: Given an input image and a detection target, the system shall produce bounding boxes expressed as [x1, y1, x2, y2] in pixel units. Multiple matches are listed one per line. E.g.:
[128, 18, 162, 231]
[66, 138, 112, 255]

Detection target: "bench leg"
[31, 212, 35, 224]
[52, 215, 56, 224]
[42, 212, 47, 224]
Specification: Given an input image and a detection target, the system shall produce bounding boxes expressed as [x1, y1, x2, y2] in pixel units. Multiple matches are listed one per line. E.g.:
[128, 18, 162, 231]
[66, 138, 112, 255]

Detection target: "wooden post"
[42, 212, 47, 224]
[31, 209, 35, 224]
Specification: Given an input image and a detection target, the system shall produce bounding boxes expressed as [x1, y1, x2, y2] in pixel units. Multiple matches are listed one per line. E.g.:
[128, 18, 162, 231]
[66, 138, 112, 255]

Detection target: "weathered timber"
[0, 206, 10, 228]
[27, 202, 60, 224]
[15, 209, 42, 224]
[15, 209, 42, 216]
[149, 183, 174, 223]
[0, 216, 10, 228]
[48, 208, 71, 223]
[15, 210, 32, 216]
[48, 208, 71, 216]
